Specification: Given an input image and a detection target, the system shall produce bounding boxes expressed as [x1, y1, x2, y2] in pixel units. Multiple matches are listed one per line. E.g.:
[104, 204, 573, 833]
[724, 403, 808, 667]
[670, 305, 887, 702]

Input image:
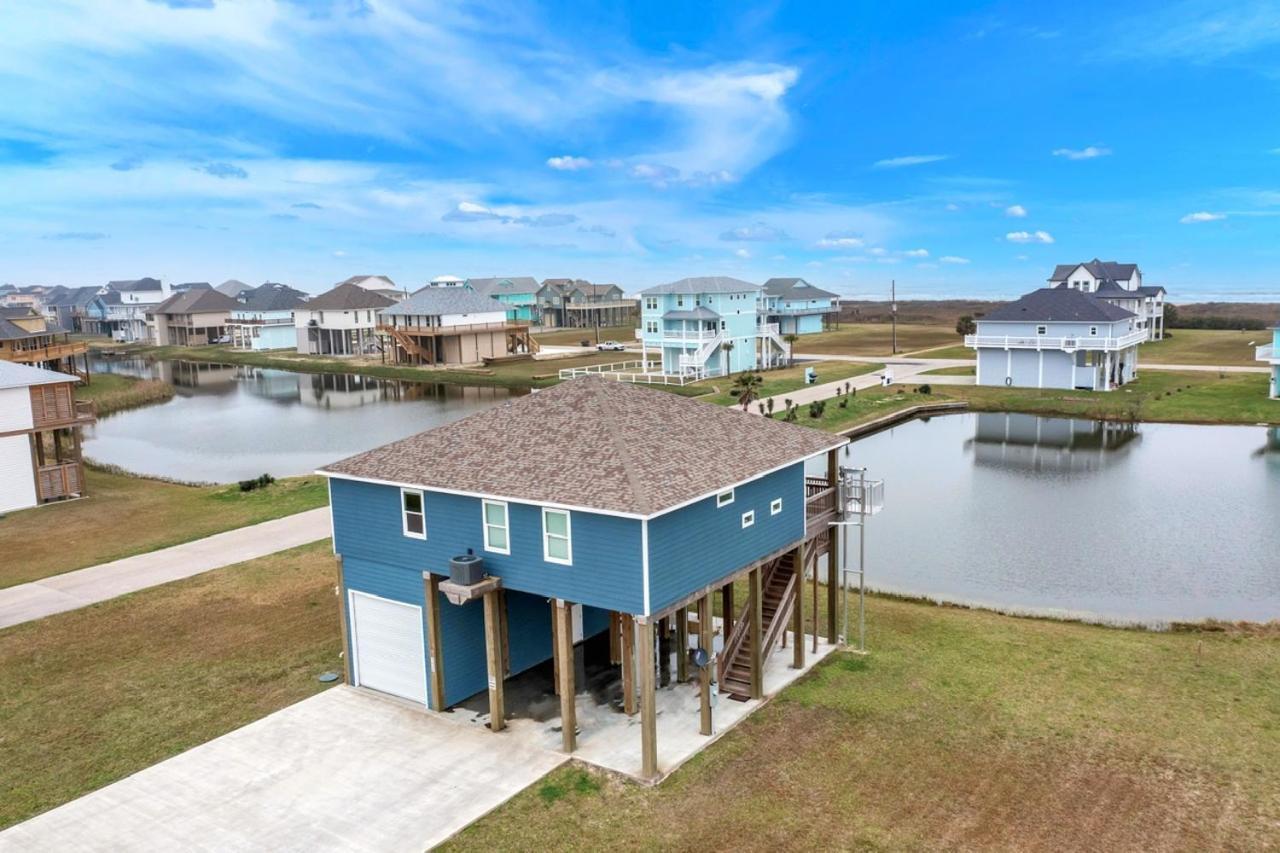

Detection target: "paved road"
[0, 686, 564, 852]
[754, 358, 973, 411]
[0, 507, 331, 630]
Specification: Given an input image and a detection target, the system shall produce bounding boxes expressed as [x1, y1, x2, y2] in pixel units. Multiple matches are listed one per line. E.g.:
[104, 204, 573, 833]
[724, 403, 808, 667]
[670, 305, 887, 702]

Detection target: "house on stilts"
[320, 375, 848, 780]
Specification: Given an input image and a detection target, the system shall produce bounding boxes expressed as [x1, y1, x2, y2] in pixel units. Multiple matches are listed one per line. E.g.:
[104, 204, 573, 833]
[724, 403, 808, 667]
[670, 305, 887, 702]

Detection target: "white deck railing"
[662, 329, 718, 341]
[1257, 344, 1277, 363]
[964, 329, 1147, 352]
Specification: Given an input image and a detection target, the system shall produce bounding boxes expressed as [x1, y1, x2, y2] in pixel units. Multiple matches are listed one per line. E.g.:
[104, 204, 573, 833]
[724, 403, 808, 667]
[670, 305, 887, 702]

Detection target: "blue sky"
[2, 0, 1279, 299]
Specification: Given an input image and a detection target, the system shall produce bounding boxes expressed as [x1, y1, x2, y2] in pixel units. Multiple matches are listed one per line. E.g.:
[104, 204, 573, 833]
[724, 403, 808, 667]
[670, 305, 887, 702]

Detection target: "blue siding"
[646, 463, 805, 613]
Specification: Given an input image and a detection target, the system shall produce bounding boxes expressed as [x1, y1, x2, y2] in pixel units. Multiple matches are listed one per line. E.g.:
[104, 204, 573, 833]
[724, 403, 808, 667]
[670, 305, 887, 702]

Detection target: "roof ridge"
[594, 379, 653, 516]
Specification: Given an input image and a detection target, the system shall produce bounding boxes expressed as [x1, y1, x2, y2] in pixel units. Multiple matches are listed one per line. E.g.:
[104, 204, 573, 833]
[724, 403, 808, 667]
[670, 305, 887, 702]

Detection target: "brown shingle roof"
[322, 375, 845, 517]
[151, 288, 239, 315]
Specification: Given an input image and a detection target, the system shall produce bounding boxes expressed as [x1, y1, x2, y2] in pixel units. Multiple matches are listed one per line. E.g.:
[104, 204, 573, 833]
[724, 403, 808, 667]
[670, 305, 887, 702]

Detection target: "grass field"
[75, 372, 174, 416]
[0, 541, 339, 829]
[446, 597, 1280, 851]
[533, 325, 637, 347]
[0, 467, 328, 588]
[790, 323, 962, 356]
[690, 361, 882, 407]
[920, 364, 976, 376]
[1140, 328, 1269, 366]
[910, 343, 973, 359]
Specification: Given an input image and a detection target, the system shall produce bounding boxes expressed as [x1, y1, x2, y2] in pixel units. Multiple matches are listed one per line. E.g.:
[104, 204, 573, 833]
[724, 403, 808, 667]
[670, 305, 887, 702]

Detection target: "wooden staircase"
[717, 551, 799, 699]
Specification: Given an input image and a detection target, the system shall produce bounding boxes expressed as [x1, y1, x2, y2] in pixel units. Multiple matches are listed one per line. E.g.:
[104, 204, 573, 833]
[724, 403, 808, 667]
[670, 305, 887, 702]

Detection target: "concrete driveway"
[0, 687, 565, 852]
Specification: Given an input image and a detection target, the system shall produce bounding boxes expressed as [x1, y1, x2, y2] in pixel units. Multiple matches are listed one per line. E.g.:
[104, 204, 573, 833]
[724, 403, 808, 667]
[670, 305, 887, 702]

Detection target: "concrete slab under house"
[319, 375, 852, 782]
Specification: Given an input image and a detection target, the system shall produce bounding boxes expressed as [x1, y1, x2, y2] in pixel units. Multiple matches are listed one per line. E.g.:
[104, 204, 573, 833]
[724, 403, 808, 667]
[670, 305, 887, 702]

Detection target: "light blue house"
[320, 375, 845, 779]
[1258, 326, 1279, 399]
[637, 276, 790, 379]
[966, 288, 1146, 391]
[463, 277, 540, 323]
[228, 282, 307, 351]
[762, 278, 839, 335]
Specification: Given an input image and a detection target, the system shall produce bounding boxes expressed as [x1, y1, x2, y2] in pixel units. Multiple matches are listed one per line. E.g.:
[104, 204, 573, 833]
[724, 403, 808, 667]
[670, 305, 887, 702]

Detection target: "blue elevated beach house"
[1259, 325, 1279, 399]
[761, 277, 839, 335]
[966, 288, 1146, 391]
[321, 376, 846, 779]
[637, 276, 791, 380]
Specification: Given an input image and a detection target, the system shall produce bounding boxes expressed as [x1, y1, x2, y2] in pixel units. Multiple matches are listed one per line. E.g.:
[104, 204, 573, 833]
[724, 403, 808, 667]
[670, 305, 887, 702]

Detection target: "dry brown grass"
[0, 541, 340, 828]
[792, 323, 961, 356]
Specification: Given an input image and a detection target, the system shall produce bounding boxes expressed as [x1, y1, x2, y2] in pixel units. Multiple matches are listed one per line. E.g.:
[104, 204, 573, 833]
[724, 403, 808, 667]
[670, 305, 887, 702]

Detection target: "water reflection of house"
[300, 373, 388, 409]
[154, 360, 240, 390]
[968, 412, 1140, 472]
[237, 368, 303, 402]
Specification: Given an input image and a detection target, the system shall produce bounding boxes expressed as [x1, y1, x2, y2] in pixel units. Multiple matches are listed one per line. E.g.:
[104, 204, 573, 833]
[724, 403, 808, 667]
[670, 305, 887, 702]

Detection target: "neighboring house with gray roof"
[103, 277, 168, 342]
[44, 286, 109, 334]
[216, 279, 255, 299]
[762, 277, 840, 335]
[966, 288, 1146, 391]
[294, 282, 395, 356]
[147, 288, 240, 346]
[536, 278, 635, 328]
[320, 374, 848, 769]
[379, 288, 527, 365]
[338, 275, 405, 303]
[228, 283, 308, 351]
[1048, 259, 1167, 340]
[463, 277, 540, 322]
[637, 276, 788, 378]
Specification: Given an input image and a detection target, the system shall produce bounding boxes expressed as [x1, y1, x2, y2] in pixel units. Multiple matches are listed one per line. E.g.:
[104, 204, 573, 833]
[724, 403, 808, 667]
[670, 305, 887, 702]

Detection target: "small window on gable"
[770, 498, 783, 516]
[741, 510, 755, 529]
[717, 489, 734, 508]
[1089, 326, 1099, 336]
[482, 499, 509, 554]
[1036, 325, 1047, 336]
[401, 488, 426, 539]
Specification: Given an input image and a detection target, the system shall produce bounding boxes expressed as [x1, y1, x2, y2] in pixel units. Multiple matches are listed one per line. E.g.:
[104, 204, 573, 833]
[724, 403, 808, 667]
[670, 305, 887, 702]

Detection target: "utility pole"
[890, 279, 897, 355]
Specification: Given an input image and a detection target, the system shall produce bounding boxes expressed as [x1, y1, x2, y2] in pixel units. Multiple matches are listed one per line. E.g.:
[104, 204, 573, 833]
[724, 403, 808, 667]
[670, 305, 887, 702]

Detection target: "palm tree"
[720, 340, 735, 376]
[732, 372, 764, 410]
[783, 333, 799, 367]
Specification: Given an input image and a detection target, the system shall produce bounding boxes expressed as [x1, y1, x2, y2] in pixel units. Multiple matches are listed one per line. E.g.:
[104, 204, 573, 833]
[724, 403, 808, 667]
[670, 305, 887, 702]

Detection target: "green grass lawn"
[75, 372, 174, 416]
[0, 467, 329, 588]
[920, 364, 976, 376]
[790, 323, 961, 356]
[691, 362, 883, 407]
[445, 597, 1280, 851]
[0, 541, 339, 829]
[910, 343, 973, 359]
[1142, 328, 1270, 366]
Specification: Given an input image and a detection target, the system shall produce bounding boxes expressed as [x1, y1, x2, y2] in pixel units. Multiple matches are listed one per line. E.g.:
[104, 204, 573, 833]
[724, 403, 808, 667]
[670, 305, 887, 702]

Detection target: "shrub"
[238, 473, 277, 493]
[918, 384, 932, 395]
[808, 400, 826, 418]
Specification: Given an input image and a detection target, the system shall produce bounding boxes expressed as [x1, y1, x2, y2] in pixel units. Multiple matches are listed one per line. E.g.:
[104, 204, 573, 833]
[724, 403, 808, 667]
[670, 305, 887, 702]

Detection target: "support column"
[621, 613, 637, 715]
[482, 589, 505, 732]
[792, 542, 805, 669]
[749, 566, 763, 700]
[335, 556, 352, 685]
[697, 593, 713, 736]
[826, 448, 839, 643]
[555, 599, 576, 752]
[675, 607, 688, 683]
[549, 599, 560, 695]
[639, 619, 658, 780]
[423, 573, 446, 710]
[722, 583, 735, 640]
[608, 612, 621, 665]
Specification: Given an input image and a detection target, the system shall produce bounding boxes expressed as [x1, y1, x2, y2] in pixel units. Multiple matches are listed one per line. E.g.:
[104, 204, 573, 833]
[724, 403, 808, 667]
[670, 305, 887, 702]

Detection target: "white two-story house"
[637, 276, 789, 379]
[966, 288, 1146, 391]
[1048, 259, 1166, 341]
[103, 277, 169, 342]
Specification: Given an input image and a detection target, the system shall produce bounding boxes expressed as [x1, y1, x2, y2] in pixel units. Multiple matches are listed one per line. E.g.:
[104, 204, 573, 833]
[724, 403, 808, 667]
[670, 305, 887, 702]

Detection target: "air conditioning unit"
[449, 553, 485, 586]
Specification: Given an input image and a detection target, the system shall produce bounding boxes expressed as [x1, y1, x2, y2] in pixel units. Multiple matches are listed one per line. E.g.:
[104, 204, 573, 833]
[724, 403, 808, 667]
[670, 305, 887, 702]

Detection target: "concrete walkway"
[0, 686, 565, 852]
[760, 358, 972, 410]
[0, 507, 331, 630]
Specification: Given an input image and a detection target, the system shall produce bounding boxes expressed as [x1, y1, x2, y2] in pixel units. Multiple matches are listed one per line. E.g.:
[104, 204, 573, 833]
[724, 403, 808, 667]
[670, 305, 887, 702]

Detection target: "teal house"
[762, 278, 839, 335]
[321, 376, 845, 779]
[1259, 326, 1279, 399]
[464, 277, 540, 323]
[638, 276, 790, 379]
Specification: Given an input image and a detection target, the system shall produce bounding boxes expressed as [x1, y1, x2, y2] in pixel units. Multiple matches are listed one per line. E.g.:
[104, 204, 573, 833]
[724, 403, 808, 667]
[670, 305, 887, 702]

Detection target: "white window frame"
[645, 296, 658, 311]
[400, 487, 426, 540]
[542, 507, 573, 566]
[770, 498, 783, 516]
[741, 510, 755, 529]
[1088, 326, 1098, 337]
[1036, 325, 1047, 335]
[482, 499, 510, 555]
[716, 489, 734, 508]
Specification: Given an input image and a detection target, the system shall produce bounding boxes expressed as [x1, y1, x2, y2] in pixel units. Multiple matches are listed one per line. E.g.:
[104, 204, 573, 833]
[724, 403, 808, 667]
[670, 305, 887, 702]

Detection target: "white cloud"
[901, 248, 929, 258]
[1006, 230, 1054, 244]
[945, 203, 960, 211]
[867, 247, 887, 256]
[815, 230, 863, 249]
[547, 155, 592, 171]
[873, 154, 949, 169]
[1052, 146, 1111, 160]
[720, 222, 788, 242]
[734, 247, 751, 259]
[1180, 211, 1226, 223]
[1005, 204, 1027, 217]
[332, 249, 346, 257]
[940, 255, 970, 264]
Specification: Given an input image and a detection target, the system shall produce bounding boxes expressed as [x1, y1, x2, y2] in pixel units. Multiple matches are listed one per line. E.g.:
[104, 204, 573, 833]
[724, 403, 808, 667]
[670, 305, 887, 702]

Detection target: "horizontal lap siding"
[645, 464, 805, 614]
[330, 478, 644, 614]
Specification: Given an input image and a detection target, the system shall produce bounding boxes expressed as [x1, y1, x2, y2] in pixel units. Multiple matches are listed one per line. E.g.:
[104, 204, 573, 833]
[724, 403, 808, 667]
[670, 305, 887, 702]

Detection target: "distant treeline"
[838, 299, 1279, 330]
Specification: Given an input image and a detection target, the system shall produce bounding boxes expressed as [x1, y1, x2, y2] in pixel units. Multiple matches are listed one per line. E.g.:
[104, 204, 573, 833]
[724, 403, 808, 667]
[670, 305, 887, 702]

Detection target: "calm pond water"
[830, 413, 1280, 626]
[85, 356, 518, 482]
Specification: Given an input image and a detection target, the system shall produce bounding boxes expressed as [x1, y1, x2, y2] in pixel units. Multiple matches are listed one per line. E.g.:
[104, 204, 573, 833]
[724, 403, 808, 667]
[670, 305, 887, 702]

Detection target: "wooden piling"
[423, 573, 446, 710]
[482, 588, 505, 732]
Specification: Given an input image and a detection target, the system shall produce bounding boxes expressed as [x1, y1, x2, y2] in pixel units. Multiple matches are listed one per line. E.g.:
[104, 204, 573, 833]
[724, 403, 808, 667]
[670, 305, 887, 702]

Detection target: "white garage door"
[349, 591, 428, 705]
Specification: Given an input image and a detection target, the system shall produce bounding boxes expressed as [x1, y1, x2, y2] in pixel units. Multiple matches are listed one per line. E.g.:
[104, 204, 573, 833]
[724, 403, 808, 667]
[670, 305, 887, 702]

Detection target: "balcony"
[377, 320, 524, 337]
[1, 340, 88, 363]
[661, 328, 719, 342]
[964, 329, 1148, 352]
[1258, 344, 1278, 364]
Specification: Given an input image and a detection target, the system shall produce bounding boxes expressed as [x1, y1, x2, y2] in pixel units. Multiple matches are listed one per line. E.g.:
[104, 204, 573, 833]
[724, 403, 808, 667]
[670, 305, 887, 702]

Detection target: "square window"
[741, 510, 755, 528]
[716, 489, 734, 508]
[1089, 326, 1098, 336]
[401, 488, 426, 539]
[770, 498, 783, 515]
